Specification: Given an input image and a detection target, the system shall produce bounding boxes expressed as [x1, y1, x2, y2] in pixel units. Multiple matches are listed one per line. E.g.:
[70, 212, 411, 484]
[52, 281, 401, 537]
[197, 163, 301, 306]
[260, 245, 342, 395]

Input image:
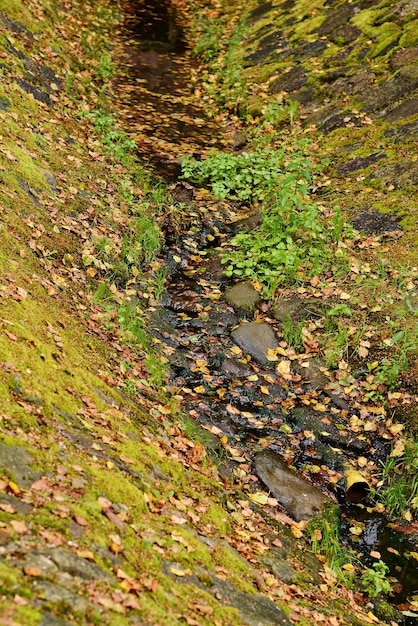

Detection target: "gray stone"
[34, 581, 92, 613]
[0, 443, 42, 487]
[314, 4, 355, 36]
[231, 322, 279, 365]
[221, 358, 254, 378]
[224, 281, 261, 313]
[359, 66, 418, 111]
[368, 160, 418, 189]
[390, 46, 418, 69]
[384, 118, 418, 141]
[337, 152, 387, 175]
[254, 450, 328, 521]
[20, 553, 58, 576]
[0, 493, 33, 515]
[0, 97, 11, 111]
[262, 554, 298, 582]
[40, 614, 70, 626]
[271, 295, 327, 322]
[271, 65, 307, 93]
[39, 168, 57, 191]
[45, 547, 113, 581]
[293, 358, 330, 389]
[351, 210, 403, 236]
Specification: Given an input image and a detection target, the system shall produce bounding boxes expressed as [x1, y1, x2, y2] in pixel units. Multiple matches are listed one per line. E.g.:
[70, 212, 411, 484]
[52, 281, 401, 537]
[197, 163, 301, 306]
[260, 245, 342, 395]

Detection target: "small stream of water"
[116, 1, 418, 620]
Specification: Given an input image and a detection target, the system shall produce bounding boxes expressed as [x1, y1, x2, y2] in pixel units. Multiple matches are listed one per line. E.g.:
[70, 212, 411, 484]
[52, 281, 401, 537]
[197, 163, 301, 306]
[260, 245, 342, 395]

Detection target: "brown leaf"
[23, 566, 41, 576]
[10, 520, 28, 534]
[73, 514, 89, 527]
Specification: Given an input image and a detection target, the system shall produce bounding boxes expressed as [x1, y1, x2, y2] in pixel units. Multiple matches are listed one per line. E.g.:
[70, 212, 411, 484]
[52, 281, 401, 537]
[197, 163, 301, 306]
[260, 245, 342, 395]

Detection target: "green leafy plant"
[374, 439, 418, 519]
[361, 561, 392, 597]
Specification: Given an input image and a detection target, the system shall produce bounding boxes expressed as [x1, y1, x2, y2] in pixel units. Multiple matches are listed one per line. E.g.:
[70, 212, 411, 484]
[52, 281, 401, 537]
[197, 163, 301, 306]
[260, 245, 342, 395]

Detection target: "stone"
[390, 46, 418, 69]
[224, 281, 261, 313]
[45, 547, 113, 581]
[359, 66, 418, 111]
[368, 160, 418, 189]
[351, 210, 403, 236]
[384, 118, 418, 141]
[262, 554, 298, 582]
[34, 581, 92, 613]
[337, 152, 387, 174]
[20, 553, 58, 576]
[39, 168, 58, 191]
[254, 450, 328, 521]
[270, 65, 307, 93]
[0, 443, 42, 487]
[40, 615, 70, 626]
[313, 4, 356, 36]
[221, 358, 254, 378]
[0, 97, 10, 111]
[271, 295, 328, 322]
[293, 358, 330, 389]
[330, 24, 362, 43]
[231, 322, 279, 365]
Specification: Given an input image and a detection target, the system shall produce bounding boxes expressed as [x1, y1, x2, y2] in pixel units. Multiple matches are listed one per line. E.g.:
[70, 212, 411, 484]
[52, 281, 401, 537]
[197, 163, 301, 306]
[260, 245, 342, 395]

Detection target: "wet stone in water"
[254, 450, 329, 521]
[231, 322, 279, 366]
[224, 281, 261, 313]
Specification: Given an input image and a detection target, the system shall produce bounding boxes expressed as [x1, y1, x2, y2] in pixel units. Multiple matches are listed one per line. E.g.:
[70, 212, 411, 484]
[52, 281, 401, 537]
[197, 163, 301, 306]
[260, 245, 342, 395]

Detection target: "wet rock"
[313, 3, 356, 36]
[221, 358, 254, 379]
[208, 575, 292, 625]
[45, 547, 113, 581]
[270, 65, 307, 93]
[271, 295, 327, 322]
[293, 358, 330, 389]
[0, 493, 33, 515]
[390, 45, 418, 69]
[20, 553, 58, 576]
[330, 24, 362, 44]
[34, 581, 92, 613]
[0, 96, 10, 111]
[200, 253, 226, 282]
[249, 2, 274, 22]
[368, 160, 418, 189]
[0, 443, 42, 487]
[262, 553, 298, 583]
[337, 152, 387, 175]
[166, 562, 292, 625]
[298, 41, 326, 60]
[254, 450, 328, 521]
[320, 110, 361, 134]
[359, 66, 418, 112]
[224, 281, 261, 313]
[40, 615, 71, 626]
[351, 210, 403, 236]
[384, 118, 418, 141]
[15, 78, 52, 106]
[192, 305, 237, 335]
[39, 168, 58, 191]
[231, 322, 279, 365]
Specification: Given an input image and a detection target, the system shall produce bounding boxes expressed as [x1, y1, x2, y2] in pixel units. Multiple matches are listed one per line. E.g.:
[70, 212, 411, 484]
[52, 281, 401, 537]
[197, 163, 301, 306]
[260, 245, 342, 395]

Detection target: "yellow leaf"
[291, 526, 303, 538]
[230, 346, 242, 355]
[342, 563, 356, 571]
[249, 492, 268, 505]
[408, 551, 418, 561]
[260, 386, 269, 394]
[193, 385, 206, 393]
[173, 255, 181, 263]
[246, 374, 258, 381]
[266, 349, 278, 362]
[276, 360, 291, 375]
[340, 292, 351, 300]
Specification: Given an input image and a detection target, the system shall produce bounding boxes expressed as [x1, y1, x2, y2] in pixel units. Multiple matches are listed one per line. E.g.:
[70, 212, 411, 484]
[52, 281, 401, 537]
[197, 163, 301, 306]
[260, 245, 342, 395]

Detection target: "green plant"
[308, 511, 355, 587]
[374, 439, 418, 520]
[282, 315, 304, 351]
[361, 560, 392, 597]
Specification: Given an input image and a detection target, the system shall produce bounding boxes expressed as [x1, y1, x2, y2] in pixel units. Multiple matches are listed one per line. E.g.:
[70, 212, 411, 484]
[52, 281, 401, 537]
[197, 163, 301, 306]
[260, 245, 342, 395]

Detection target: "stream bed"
[116, 0, 418, 620]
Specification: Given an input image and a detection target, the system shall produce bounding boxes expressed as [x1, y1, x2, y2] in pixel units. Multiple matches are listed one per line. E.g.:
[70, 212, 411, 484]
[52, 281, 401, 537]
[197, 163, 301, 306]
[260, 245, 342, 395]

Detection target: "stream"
[116, 0, 418, 620]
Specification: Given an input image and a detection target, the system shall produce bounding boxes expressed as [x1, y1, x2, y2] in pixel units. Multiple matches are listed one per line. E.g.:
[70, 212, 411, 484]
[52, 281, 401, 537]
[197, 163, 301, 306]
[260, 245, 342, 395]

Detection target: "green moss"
[399, 20, 418, 47]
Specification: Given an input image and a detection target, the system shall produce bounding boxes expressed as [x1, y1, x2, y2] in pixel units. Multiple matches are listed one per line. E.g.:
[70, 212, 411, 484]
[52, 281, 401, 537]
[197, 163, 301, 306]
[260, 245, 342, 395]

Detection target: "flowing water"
[116, 1, 418, 619]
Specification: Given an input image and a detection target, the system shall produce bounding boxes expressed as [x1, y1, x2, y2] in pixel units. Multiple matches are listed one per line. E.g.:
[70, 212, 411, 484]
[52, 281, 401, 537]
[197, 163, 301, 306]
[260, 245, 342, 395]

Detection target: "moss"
[399, 20, 418, 47]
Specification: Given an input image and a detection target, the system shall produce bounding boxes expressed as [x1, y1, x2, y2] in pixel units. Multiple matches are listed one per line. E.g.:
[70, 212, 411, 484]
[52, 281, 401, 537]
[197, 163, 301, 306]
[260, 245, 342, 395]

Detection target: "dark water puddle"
[116, 0, 224, 176]
[118, 0, 418, 620]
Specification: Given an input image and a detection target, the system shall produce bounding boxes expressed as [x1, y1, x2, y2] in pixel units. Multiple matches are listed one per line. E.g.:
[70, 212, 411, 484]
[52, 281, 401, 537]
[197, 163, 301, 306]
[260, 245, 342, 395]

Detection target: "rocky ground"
[0, 0, 417, 625]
